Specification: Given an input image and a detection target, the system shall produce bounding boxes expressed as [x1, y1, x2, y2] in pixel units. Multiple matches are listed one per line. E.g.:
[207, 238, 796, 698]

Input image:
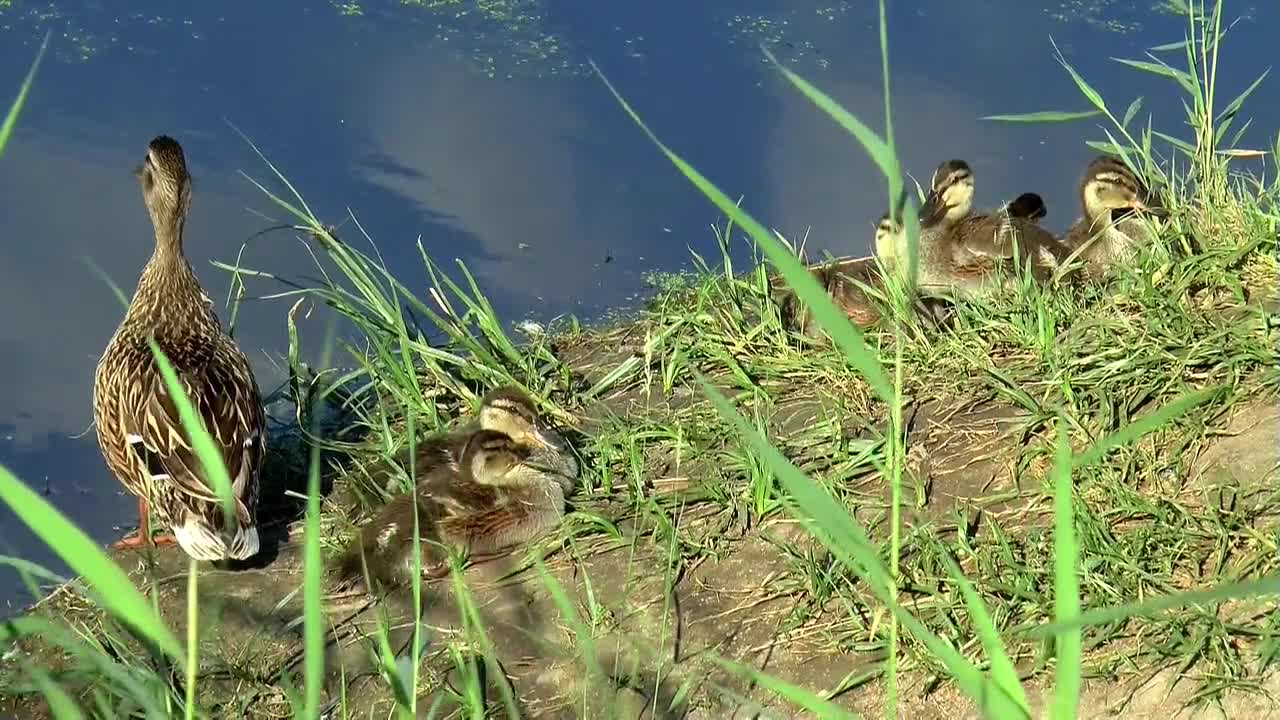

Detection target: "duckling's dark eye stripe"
[489, 397, 538, 421]
[1095, 172, 1139, 191]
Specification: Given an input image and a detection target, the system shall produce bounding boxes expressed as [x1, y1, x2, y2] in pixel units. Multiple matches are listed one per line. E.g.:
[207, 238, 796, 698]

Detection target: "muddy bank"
[1, 315, 1278, 718]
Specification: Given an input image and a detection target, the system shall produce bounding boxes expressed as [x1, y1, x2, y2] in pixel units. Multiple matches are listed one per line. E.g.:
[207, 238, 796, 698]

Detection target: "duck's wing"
[122, 339, 264, 528]
[952, 216, 1069, 278]
[437, 479, 567, 556]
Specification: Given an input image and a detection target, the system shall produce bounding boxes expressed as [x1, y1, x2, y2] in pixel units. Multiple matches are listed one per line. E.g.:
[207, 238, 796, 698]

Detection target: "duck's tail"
[172, 514, 260, 562]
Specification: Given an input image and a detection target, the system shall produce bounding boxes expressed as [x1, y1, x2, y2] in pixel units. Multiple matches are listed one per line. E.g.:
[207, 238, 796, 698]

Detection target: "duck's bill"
[1130, 195, 1169, 217]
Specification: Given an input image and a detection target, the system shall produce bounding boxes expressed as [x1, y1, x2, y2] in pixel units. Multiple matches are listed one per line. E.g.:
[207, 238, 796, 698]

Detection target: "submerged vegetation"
[1, 1, 1279, 717]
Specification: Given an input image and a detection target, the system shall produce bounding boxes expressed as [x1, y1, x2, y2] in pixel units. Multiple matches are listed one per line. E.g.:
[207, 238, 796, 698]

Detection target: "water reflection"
[0, 0, 1273, 613]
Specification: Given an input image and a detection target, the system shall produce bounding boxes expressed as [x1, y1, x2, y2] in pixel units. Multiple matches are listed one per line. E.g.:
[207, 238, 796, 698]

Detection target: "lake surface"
[0, 0, 1274, 613]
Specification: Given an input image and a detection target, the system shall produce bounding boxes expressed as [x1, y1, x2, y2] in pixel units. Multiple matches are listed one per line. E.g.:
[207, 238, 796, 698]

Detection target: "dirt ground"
[1, 341, 1277, 718]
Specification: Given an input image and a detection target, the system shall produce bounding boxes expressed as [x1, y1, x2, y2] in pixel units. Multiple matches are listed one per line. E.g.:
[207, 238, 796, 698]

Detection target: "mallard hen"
[92, 135, 265, 562]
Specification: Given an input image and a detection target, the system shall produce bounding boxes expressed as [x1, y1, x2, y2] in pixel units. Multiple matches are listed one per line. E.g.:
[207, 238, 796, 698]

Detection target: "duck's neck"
[128, 211, 211, 328]
[150, 208, 187, 261]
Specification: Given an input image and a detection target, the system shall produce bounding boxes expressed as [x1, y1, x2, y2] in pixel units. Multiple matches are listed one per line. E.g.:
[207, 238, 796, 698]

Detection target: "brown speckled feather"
[333, 426, 575, 590]
[93, 135, 265, 562]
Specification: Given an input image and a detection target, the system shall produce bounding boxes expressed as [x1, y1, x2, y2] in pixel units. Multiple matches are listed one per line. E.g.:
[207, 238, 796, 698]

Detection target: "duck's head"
[921, 159, 974, 226]
[1006, 192, 1047, 222]
[136, 135, 192, 229]
[1079, 156, 1163, 221]
[462, 429, 530, 484]
[873, 211, 904, 263]
[477, 386, 562, 452]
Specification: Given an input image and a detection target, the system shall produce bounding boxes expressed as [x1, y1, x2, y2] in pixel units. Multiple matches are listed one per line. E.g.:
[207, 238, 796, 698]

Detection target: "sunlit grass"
[1, 0, 1278, 717]
[0, 31, 46, 159]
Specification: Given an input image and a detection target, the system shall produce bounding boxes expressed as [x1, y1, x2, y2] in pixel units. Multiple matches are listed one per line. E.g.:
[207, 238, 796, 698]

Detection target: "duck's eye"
[142, 171, 155, 191]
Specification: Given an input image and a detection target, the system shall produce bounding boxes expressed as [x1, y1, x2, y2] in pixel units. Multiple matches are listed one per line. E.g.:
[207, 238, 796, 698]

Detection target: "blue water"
[0, 1, 1274, 613]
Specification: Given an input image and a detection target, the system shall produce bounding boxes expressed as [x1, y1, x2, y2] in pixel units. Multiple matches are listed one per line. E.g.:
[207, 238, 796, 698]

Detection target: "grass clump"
[1, 1, 1279, 718]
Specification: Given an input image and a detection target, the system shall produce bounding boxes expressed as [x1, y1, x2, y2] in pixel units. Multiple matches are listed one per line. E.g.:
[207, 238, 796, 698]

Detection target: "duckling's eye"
[142, 170, 155, 191]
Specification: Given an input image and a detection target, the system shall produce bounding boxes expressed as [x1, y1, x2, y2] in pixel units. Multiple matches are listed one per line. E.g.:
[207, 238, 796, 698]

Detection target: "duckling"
[779, 258, 884, 333]
[1061, 155, 1164, 275]
[333, 428, 574, 589]
[873, 205, 909, 270]
[875, 189, 1047, 271]
[1004, 192, 1047, 224]
[93, 135, 265, 562]
[779, 254, 956, 335]
[916, 159, 1072, 298]
[377, 385, 578, 490]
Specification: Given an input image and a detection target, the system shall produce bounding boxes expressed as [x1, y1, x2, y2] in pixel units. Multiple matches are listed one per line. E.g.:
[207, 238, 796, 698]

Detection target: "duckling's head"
[921, 159, 974, 226]
[1079, 156, 1160, 221]
[477, 386, 561, 452]
[873, 211, 904, 264]
[462, 429, 530, 484]
[136, 135, 192, 229]
[1006, 192, 1047, 222]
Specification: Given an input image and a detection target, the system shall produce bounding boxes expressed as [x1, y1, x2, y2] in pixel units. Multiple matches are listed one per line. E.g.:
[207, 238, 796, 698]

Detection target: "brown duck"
[333, 428, 575, 589]
[915, 159, 1072, 298]
[334, 387, 576, 589]
[1061, 155, 1164, 276]
[92, 136, 265, 561]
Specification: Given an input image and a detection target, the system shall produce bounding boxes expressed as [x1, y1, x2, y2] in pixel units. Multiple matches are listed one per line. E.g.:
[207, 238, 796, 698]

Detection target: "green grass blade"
[1226, 117, 1253, 150]
[533, 558, 606, 691]
[1074, 386, 1219, 467]
[1053, 40, 1110, 114]
[27, 667, 86, 720]
[713, 657, 860, 719]
[761, 38, 920, 291]
[148, 341, 236, 526]
[982, 110, 1103, 123]
[184, 559, 199, 720]
[761, 47, 899, 183]
[1121, 97, 1144, 128]
[1149, 38, 1191, 53]
[1213, 67, 1270, 127]
[593, 63, 893, 403]
[1112, 56, 1196, 93]
[1051, 421, 1080, 720]
[303, 325, 339, 718]
[698, 376, 1029, 719]
[1033, 574, 1280, 638]
[941, 554, 1030, 715]
[0, 464, 184, 663]
[1150, 129, 1197, 155]
[0, 31, 49, 158]
[1084, 139, 1126, 156]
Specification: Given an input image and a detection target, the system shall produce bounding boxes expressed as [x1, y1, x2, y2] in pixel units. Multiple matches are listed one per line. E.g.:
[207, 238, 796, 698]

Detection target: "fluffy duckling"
[916, 159, 1071, 297]
[1004, 192, 1047, 224]
[873, 205, 909, 270]
[1061, 155, 1164, 275]
[779, 258, 884, 333]
[333, 428, 574, 589]
[377, 385, 578, 489]
[779, 253, 955, 335]
[93, 136, 265, 561]
[875, 190, 1048, 271]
